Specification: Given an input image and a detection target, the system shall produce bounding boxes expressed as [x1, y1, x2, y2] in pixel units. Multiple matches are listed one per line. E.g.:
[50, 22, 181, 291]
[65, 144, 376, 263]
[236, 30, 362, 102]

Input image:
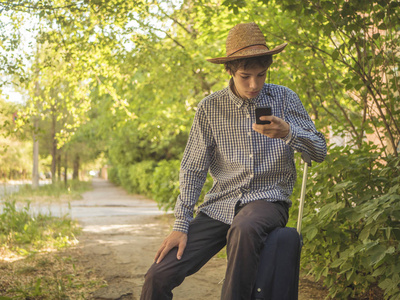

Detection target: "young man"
[141, 22, 327, 300]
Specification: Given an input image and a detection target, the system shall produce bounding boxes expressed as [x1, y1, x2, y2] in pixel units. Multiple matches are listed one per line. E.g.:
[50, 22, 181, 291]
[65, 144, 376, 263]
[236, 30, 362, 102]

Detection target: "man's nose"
[249, 77, 257, 89]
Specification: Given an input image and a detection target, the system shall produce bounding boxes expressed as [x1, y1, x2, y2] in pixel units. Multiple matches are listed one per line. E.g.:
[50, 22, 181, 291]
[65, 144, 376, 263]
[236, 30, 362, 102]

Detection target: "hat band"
[227, 44, 269, 57]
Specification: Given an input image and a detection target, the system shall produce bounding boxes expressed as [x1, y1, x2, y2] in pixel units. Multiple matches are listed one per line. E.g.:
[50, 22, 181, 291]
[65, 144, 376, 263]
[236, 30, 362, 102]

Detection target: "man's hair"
[224, 55, 273, 75]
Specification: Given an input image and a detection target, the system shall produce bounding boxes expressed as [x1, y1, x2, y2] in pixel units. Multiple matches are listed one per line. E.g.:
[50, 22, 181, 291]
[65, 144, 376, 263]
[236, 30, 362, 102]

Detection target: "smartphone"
[255, 107, 272, 124]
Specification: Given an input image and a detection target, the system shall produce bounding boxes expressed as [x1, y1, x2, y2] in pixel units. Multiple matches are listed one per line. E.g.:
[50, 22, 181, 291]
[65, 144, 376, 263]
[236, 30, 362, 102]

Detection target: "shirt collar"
[228, 78, 263, 108]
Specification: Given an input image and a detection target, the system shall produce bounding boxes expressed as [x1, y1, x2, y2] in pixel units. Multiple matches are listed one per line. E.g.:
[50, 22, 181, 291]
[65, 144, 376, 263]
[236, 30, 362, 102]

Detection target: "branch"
[153, 1, 193, 37]
[153, 27, 186, 49]
[315, 4, 400, 139]
[301, 27, 360, 140]
[312, 88, 343, 124]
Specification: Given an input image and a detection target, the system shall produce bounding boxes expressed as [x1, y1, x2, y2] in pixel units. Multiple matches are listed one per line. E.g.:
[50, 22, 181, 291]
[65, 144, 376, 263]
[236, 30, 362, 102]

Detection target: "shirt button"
[249, 154, 253, 158]
[250, 174, 254, 178]
[246, 114, 250, 118]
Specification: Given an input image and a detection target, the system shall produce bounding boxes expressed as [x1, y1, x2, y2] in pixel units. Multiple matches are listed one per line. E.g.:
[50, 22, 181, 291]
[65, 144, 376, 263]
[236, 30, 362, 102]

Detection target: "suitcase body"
[251, 227, 303, 300]
[251, 153, 311, 300]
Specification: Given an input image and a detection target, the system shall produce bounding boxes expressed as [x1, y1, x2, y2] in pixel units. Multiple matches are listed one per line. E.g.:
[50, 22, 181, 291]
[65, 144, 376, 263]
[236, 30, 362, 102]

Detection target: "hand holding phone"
[255, 107, 272, 125]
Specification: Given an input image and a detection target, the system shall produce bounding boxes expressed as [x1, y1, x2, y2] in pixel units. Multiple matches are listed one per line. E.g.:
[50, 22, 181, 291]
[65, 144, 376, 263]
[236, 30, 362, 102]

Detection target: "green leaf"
[392, 210, 400, 220]
[385, 227, 391, 239]
[331, 258, 345, 268]
[332, 180, 355, 192]
[377, 23, 387, 30]
[385, 246, 395, 255]
[373, 33, 380, 39]
[308, 227, 318, 239]
[378, 278, 393, 290]
[372, 266, 386, 277]
[354, 83, 364, 90]
[368, 245, 387, 266]
[388, 184, 400, 194]
[345, 83, 353, 90]
[332, 49, 340, 60]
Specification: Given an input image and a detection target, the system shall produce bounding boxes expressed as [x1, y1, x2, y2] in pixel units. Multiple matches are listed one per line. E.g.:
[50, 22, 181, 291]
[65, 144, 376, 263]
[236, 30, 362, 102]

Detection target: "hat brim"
[207, 43, 288, 64]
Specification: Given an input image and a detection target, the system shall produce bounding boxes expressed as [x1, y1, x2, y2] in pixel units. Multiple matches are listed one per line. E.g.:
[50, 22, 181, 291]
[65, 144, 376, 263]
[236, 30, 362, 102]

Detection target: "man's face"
[230, 65, 268, 100]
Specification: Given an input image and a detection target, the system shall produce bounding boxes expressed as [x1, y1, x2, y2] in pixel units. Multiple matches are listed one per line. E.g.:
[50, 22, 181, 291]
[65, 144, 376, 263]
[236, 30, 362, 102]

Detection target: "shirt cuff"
[172, 219, 190, 234]
[281, 123, 294, 143]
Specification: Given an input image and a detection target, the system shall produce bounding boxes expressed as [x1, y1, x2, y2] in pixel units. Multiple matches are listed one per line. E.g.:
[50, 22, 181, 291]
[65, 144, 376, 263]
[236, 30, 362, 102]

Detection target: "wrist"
[281, 123, 292, 141]
[281, 122, 290, 138]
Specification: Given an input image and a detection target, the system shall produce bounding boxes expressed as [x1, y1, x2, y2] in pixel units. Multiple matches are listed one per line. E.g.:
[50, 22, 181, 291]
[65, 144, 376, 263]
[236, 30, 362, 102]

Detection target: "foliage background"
[1, 0, 399, 298]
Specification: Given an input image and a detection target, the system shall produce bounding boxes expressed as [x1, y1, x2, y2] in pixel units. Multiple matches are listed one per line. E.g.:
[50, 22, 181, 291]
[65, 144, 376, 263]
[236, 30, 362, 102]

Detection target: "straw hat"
[207, 22, 287, 64]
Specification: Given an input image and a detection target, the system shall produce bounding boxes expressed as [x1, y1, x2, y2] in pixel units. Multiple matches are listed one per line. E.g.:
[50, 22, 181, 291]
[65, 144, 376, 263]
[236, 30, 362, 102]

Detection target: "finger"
[177, 240, 187, 260]
[154, 244, 165, 262]
[156, 245, 172, 264]
[252, 123, 269, 133]
[259, 115, 273, 121]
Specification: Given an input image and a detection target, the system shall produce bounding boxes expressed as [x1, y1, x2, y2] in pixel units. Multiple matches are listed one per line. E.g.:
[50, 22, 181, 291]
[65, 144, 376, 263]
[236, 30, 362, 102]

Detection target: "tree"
[22, 37, 92, 183]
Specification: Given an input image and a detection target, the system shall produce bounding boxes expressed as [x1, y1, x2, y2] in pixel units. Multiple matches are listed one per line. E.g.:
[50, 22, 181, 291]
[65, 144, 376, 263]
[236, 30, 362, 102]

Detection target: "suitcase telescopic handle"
[297, 153, 312, 234]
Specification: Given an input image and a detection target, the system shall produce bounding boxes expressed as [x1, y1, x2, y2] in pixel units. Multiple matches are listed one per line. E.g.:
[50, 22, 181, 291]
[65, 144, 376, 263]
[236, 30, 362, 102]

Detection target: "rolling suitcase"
[251, 153, 312, 300]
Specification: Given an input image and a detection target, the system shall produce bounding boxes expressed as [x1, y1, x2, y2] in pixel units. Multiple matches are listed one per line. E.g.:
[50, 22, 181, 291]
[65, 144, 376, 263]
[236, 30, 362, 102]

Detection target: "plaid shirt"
[173, 82, 327, 233]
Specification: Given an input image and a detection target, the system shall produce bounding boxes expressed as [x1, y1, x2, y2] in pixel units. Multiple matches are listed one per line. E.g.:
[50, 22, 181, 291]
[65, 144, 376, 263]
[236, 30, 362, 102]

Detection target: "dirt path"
[71, 179, 326, 300]
[71, 179, 226, 300]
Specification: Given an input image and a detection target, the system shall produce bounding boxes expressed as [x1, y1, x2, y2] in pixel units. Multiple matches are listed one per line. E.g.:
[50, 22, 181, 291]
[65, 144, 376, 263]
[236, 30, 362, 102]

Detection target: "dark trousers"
[140, 200, 289, 300]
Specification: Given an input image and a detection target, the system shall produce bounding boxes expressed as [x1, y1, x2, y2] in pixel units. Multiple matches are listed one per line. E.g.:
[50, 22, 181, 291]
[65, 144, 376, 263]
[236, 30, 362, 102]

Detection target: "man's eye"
[240, 76, 249, 79]
[258, 73, 266, 77]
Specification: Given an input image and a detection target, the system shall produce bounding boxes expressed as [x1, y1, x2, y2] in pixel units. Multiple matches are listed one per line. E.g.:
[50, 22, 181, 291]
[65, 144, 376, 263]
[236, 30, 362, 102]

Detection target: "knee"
[228, 218, 259, 242]
[141, 265, 175, 299]
[143, 263, 183, 290]
[144, 265, 169, 287]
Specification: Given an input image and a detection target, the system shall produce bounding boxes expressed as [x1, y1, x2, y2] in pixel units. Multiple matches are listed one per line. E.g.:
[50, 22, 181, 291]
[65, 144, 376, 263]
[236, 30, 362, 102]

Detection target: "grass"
[0, 251, 106, 299]
[0, 200, 80, 256]
[7, 180, 92, 204]
[0, 180, 105, 299]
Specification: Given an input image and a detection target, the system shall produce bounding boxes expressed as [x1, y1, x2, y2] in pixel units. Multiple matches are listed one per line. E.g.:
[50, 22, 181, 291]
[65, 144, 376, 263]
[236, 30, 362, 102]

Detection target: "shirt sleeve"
[173, 104, 215, 233]
[281, 89, 327, 163]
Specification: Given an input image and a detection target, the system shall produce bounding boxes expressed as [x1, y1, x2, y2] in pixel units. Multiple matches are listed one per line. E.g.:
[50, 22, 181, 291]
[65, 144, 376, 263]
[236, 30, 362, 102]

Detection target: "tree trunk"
[57, 153, 61, 181]
[73, 153, 79, 180]
[64, 152, 68, 186]
[32, 118, 39, 189]
[32, 43, 40, 189]
[51, 108, 57, 184]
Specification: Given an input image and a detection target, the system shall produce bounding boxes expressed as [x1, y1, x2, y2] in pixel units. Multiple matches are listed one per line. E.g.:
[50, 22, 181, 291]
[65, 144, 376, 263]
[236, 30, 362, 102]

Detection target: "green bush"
[108, 166, 120, 185]
[129, 160, 157, 197]
[151, 159, 214, 212]
[117, 165, 132, 192]
[109, 159, 214, 212]
[151, 159, 181, 211]
[301, 143, 400, 299]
